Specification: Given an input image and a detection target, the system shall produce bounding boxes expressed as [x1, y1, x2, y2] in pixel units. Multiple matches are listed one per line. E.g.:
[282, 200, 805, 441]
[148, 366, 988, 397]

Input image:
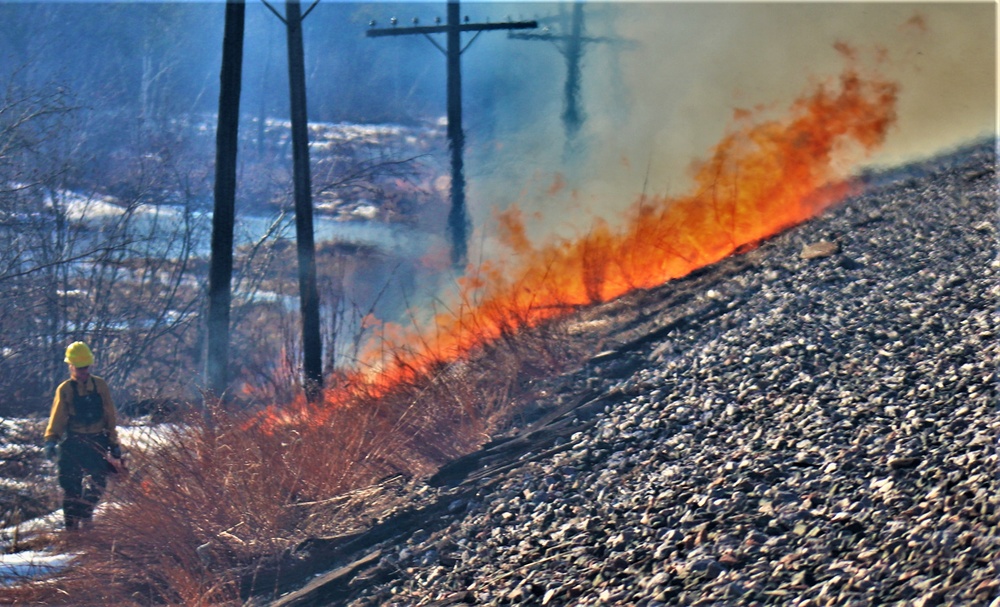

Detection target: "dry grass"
[7, 316, 592, 605]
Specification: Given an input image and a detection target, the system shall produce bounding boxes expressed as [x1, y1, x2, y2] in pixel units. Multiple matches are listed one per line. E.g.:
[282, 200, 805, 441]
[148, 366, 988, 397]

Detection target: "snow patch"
[0, 550, 76, 587]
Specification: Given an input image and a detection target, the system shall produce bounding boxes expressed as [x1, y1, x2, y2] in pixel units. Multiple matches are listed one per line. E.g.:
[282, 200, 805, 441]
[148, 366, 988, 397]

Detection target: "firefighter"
[43, 342, 123, 530]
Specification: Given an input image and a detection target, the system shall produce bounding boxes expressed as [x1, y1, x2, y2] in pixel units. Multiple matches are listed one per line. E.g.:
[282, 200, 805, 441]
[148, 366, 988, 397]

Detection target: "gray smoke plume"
[461, 2, 995, 253]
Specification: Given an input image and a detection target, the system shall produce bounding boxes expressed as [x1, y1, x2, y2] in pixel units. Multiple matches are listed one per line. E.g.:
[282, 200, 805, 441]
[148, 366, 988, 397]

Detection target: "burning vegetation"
[275, 56, 900, 422]
[7, 51, 912, 606]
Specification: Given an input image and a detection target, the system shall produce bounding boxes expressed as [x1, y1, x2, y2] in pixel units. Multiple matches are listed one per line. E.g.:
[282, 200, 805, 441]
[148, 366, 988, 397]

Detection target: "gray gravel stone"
[337, 142, 997, 607]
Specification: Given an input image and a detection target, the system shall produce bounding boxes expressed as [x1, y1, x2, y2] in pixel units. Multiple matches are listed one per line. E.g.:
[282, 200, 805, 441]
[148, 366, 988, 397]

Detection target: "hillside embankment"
[248, 140, 998, 607]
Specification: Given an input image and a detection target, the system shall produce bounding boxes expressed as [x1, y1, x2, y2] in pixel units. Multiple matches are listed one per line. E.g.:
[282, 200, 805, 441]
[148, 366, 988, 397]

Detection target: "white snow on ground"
[0, 478, 34, 494]
[118, 421, 181, 452]
[0, 442, 34, 460]
[0, 418, 23, 432]
[0, 550, 77, 587]
[0, 511, 70, 587]
[51, 190, 124, 222]
[0, 510, 62, 550]
[50, 189, 183, 227]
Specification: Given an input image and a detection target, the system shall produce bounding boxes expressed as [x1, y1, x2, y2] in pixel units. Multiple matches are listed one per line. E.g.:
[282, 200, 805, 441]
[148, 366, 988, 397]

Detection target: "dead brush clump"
[13, 314, 590, 605]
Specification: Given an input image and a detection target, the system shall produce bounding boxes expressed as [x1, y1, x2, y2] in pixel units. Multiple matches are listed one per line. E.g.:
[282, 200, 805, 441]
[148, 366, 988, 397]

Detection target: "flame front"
[269, 57, 899, 423]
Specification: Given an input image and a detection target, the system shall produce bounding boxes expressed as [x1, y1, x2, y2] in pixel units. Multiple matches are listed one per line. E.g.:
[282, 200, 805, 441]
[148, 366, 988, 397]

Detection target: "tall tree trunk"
[205, 0, 245, 407]
[285, 0, 323, 402]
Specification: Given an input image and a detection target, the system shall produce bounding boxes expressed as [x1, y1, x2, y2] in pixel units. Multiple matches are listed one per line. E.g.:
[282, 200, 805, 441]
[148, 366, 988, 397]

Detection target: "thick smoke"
[2, 2, 988, 364]
[462, 2, 995, 252]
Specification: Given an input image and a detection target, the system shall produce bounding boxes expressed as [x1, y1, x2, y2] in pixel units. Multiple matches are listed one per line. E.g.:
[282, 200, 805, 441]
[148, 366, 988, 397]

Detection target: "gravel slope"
[263, 140, 998, 607]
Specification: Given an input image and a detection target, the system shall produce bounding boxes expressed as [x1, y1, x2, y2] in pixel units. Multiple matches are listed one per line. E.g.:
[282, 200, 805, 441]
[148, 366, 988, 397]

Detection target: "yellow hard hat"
[64, 342, 94, 367]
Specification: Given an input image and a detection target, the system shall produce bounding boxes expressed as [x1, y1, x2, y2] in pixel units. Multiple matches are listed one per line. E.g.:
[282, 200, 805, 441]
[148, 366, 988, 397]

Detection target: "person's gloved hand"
[109, 444, 122, 460]
[44, 441, 58, 461]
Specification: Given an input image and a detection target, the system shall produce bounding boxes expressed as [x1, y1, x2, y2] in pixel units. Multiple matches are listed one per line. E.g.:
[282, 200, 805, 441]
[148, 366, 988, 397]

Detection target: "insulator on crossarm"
[391, 16, 397, 26]
[412, 17, 419, 24]
[369, 19, 376, 27]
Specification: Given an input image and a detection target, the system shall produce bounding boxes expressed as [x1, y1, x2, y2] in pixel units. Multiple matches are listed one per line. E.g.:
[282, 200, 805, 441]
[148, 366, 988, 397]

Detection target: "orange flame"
[262, 56, 898, 427]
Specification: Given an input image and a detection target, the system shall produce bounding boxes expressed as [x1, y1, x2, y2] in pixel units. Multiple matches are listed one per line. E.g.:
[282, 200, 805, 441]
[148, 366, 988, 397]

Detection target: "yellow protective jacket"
[44, 375, 120, 446]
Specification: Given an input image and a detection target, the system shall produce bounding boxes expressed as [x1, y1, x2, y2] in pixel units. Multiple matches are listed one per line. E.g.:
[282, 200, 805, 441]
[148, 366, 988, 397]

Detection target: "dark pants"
[58, 433, 110, 529]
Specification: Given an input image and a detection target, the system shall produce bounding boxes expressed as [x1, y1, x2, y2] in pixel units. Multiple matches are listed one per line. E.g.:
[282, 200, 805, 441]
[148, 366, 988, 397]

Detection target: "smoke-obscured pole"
[285, 0, 324, 402]
[205, 0, 245, 409]
[445, 0, 468, 270]
[562, 2, 584, 143]
[509, 3, 631, 154]
[366, 3, 535, 271]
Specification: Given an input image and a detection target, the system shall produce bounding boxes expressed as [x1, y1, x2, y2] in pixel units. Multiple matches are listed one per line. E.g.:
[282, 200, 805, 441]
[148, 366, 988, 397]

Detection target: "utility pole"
[508, 2, 631, 151]
[367, 1, 536, 270]
[205, 0, 245, 408]
[263, 0, 324, 402]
